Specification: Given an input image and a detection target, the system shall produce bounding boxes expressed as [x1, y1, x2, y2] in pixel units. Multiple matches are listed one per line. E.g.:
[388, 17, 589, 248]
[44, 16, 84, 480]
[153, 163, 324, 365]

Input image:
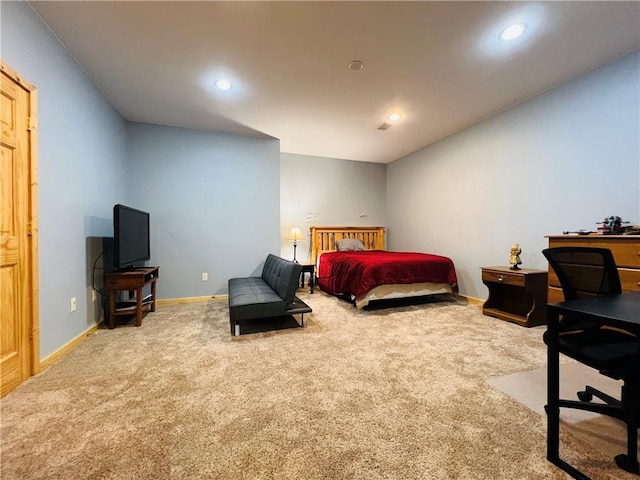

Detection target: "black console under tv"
[117, 293, 153, 308]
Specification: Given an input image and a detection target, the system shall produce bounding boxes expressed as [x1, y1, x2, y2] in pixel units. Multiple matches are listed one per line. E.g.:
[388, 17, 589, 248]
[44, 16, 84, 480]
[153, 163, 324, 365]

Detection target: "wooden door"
[1, 62, 39, 397]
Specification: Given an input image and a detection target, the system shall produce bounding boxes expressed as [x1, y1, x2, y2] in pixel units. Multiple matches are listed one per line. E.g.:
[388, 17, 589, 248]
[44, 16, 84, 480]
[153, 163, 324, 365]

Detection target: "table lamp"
[289, 227, 303, 263]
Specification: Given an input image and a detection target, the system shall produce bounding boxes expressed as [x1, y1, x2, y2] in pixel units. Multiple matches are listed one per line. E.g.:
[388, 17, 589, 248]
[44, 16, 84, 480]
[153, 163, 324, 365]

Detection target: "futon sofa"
[228, 254, 312, 336]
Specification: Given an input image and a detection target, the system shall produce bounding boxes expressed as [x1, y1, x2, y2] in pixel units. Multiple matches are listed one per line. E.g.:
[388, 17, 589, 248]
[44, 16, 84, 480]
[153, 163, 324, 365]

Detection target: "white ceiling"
[30, 1, 640, 164]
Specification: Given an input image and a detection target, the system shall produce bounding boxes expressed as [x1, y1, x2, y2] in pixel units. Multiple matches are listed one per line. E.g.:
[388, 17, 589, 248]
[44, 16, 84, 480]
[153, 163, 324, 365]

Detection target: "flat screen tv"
[113, 204, 150, 270]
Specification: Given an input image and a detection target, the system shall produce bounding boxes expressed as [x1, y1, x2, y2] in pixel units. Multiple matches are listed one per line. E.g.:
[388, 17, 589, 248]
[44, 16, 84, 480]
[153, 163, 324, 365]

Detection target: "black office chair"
[542, 247, 640, 473]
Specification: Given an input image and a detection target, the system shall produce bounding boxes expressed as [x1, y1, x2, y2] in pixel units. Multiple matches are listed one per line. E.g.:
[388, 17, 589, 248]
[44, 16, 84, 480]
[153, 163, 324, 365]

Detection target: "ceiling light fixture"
[215, 79, 233, 90]
[348, 60, 364, 71]
[388, 112, 401, 122]
[499, 23, 527, 41]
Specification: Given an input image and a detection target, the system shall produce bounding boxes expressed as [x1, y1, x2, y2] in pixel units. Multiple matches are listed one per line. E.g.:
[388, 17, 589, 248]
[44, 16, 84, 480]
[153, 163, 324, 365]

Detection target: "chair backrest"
[542, 247, 621, 300]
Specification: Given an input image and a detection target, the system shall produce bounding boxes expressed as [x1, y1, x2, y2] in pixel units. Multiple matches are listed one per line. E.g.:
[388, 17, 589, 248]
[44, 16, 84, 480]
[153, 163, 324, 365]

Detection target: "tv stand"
[104, 266, 159, 328]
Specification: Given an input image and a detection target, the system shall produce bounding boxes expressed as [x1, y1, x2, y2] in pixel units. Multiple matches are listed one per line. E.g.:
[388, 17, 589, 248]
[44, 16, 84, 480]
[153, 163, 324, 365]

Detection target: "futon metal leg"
[230, 319, 240, 336]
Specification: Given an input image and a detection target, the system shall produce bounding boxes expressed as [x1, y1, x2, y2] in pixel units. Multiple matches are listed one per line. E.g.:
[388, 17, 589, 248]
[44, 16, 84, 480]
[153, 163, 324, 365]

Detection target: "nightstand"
[299, 263, 315, 293]
[481, 266, 548, 327]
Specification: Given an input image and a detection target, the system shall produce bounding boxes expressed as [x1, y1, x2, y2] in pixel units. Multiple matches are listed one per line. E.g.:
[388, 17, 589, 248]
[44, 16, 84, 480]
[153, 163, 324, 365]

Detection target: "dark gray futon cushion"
[228, 255, 303, 323]
[261, 254, 302, 305]
[228, 277, 286, 321]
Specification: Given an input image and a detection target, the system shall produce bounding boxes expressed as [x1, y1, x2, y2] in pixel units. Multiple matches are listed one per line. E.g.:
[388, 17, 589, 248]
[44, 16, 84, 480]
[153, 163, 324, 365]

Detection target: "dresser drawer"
[482, 269, 525, 287]
[620, 268, 640, 292]
[548, 269, 560, 288]
[546, 235, 640, 304]
[549, 267, 640, 291]
[547, 286, 564, 304]
[609, 242, 640, 268]
[548, 237, 640, 268]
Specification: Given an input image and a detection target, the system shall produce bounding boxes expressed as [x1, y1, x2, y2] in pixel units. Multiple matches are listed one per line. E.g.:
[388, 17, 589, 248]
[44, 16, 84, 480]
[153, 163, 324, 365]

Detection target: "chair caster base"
[615, 454, 639, 473]
[577, 390, 593, 402]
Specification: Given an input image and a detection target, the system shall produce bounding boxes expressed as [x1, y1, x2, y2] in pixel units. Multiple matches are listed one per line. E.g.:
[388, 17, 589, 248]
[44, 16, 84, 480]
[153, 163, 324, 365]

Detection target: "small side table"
[481, 266, 547, 327]
[104, 267, 159, 328]
[299, 263, 315, 294]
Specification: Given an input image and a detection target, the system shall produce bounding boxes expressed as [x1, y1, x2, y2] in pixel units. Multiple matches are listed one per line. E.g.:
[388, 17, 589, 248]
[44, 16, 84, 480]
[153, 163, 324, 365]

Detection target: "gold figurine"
[509, 243, 522, 270]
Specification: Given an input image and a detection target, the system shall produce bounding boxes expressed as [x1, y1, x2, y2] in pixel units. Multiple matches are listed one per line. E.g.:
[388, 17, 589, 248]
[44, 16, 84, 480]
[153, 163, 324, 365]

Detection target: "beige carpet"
[1, 291, 636, 479]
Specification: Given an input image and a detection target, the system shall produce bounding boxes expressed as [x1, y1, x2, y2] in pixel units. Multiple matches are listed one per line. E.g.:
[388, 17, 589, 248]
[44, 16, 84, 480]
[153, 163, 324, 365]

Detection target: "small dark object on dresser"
[598, 215, 630, 234]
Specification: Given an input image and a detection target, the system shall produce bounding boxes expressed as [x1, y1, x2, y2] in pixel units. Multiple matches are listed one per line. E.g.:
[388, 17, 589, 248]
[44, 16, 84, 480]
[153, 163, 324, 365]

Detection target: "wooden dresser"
[545, 235, 640, 303]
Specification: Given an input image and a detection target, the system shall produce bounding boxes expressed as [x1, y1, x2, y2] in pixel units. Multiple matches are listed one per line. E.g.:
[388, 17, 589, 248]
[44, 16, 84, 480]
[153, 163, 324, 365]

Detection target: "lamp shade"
[289, 227, 303, 241]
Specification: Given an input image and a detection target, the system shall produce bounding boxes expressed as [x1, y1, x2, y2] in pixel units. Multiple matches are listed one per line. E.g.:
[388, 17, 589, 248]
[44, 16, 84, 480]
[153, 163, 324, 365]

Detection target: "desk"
[104, 267, 159, 329]
[546, 291, 640, 479]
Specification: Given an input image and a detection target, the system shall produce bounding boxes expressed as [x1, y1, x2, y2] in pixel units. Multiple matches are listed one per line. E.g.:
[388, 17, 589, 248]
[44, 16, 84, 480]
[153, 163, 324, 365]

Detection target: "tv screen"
[113, 204, 150, 270]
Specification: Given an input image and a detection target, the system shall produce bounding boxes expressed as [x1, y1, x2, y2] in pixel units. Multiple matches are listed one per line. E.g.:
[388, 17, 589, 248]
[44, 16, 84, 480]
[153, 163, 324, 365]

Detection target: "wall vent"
[377, 122, 392, 130]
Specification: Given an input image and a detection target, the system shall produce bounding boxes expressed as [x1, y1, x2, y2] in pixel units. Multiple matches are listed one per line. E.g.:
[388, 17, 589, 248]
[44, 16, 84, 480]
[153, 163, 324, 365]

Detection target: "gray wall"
[4, 0, 638, 360]
[387, 51, 640, 300]
[280, 153, 387, 262]
[126, 123, 281, 298]
[3, 2, 280, 360]
[2, 2, 128, 358]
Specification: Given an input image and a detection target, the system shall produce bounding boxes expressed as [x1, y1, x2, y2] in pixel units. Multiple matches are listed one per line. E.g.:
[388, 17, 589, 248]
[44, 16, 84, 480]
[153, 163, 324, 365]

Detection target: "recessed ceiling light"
[215, 79, 232, 90]
[499, 23, 527, 41]
[348, 60, 364, 71]
[388, 112, 401, 122]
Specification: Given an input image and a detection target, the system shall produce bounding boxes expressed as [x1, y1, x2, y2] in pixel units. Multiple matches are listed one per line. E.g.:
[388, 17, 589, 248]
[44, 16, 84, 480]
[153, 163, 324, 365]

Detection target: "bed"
[310, 226, 458, 308]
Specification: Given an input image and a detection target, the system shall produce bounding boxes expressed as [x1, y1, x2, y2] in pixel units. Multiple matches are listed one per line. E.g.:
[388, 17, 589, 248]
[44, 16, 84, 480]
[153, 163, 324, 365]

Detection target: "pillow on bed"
[337, 238, 365, 251]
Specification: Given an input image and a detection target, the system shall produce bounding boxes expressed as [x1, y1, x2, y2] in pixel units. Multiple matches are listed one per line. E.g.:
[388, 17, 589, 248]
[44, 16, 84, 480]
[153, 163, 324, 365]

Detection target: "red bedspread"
[317, 250, 457, 300]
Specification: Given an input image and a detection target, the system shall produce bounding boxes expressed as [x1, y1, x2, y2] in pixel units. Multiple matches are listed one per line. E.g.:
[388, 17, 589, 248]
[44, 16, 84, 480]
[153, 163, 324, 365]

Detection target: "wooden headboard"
[310, 226, 386, 264]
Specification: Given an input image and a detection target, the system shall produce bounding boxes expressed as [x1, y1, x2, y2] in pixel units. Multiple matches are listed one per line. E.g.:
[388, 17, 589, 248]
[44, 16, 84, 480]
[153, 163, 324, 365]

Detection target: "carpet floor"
[1, 291, 636, 479]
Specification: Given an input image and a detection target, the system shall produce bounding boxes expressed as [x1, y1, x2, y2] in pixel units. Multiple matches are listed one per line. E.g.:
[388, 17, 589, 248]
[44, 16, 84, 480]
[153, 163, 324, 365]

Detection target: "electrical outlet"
[201, 272, 208, 281]
[70, 297, 77, 312]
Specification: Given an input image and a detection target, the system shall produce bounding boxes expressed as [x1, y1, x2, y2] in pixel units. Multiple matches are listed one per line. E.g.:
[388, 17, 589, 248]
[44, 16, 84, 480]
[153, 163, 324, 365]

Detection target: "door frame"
[1, 61, 40, 376]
